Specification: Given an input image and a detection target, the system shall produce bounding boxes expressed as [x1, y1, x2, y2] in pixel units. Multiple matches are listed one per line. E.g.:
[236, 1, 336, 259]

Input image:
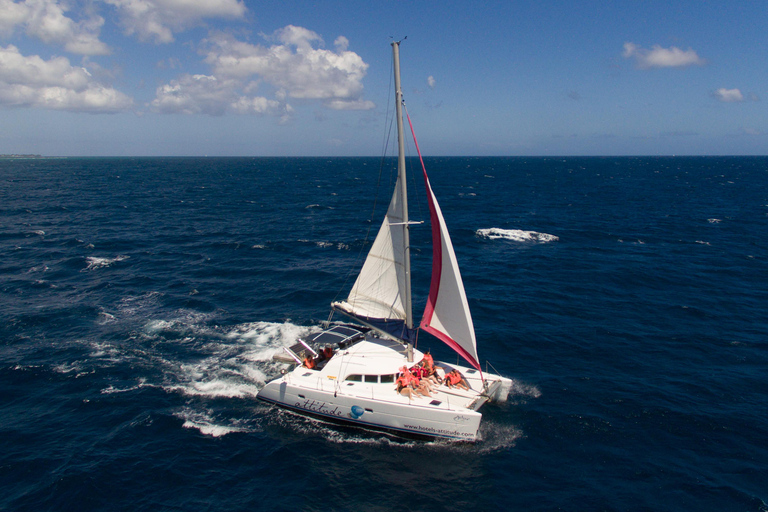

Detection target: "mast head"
[390, 36, 407, 47]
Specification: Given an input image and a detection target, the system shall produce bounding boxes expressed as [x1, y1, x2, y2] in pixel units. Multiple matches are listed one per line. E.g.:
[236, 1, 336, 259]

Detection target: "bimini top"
[305, 324, 369, 349]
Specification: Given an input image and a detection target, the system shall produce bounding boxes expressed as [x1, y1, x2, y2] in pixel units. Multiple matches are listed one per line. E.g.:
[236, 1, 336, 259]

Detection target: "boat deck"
[286, 362, 494, 413]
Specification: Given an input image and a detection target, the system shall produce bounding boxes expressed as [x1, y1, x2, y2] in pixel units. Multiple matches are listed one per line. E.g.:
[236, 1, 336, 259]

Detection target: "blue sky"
[0, 0, 765, 156]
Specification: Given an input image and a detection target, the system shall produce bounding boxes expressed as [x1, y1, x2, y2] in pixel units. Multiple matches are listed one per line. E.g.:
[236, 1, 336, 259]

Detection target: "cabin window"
[345, 374, 362, 382]
[364, 375, 378, 383]
[380, 374, 394, 384]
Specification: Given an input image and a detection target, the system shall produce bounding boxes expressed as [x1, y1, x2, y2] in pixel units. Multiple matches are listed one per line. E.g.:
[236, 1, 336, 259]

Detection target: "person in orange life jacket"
[323, 345, 333, 360]
[411, 364, 437, 392]
[408, 366, 434, 397]
[396, 367, 421, 399]
[446, 369, 469, 390]
[417, 361, 441, 386]
[303, 354, 316, 369]
[420, 350, 444, 382]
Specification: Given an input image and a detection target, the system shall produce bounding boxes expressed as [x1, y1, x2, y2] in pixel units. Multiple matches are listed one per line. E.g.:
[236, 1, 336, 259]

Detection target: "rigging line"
[402, 101, 425, 231]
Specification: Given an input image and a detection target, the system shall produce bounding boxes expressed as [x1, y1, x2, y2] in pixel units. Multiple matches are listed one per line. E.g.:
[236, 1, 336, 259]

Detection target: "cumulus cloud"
[150, 73, 288, 117]
[427, 75, 435, 89]
[0, 0, 110, 55]
[0, 44, 133, 112]
[152, 26, 374, 116]
[202, 27, 374, 109]
[104, 0, 247, 44]
[623, 42, 705, 69]
[713, 88, 744, 102]
[0, 0, 29, 36]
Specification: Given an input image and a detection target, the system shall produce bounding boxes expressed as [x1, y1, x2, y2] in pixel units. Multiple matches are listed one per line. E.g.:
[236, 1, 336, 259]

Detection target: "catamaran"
[257, 41, 512, 441]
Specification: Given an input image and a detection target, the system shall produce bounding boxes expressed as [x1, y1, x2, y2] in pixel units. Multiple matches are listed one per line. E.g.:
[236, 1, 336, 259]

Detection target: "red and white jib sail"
[407, 113, 481, 372]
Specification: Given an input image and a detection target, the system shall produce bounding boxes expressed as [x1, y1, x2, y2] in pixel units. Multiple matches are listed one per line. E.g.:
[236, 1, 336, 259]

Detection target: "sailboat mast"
[392, 41, 414, 360]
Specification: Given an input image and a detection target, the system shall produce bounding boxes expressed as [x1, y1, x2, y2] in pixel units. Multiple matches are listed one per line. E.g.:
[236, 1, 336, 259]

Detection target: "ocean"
[1, 156, 766, 511]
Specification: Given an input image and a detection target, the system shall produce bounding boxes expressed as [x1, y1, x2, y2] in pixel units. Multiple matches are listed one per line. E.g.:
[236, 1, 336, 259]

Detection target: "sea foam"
[477, 228, 558, 243]
[84, 255, 129, 270]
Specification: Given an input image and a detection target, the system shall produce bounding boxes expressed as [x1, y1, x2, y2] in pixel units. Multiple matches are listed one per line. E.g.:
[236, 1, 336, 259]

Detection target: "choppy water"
[1, 156, 766, 511]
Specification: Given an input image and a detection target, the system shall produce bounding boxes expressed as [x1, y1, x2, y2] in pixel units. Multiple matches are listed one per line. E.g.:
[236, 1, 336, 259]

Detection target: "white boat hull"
[258, 376, 482, 440]
[257, 344, 512, 442]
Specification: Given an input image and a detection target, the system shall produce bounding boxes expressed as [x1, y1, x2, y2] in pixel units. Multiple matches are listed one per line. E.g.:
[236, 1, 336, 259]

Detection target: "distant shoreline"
[0, 154, 44, 159]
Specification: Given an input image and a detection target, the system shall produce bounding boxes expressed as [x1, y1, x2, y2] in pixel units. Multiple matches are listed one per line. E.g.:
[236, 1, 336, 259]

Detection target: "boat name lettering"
[453, 415, 471, 422]
[295, 399, 343, 417]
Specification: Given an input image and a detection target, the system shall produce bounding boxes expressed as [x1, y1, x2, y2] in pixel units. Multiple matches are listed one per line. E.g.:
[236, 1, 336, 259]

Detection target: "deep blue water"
[1, 156, 766, 511]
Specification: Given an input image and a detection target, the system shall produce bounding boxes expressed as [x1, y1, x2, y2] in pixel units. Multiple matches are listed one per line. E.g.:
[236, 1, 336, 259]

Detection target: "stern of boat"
[484, 375, 513, 403]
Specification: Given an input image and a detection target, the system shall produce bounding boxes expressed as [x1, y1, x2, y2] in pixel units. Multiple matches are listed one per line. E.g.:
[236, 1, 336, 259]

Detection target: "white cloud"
[104, 0, 247, 44]
[0, 0, 110, 55]
[201, 27, 374, 111]
[623, 42, 704, 69]
[427, 75, 435, 89]
[334, 36, 348, 52]
[713, 88, 744, 102]
[150, 73, 286, 116]
[0, 0, 29, 36]
[0, 44, 132, 112]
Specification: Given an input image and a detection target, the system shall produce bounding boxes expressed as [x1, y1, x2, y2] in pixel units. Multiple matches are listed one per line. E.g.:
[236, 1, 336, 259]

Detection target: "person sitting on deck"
[407, 367, 433, 397]
[303, 354, 316, 369]
[395, 373, 419, 400]
[323, 345, 334, 360]
[421, 350, 435, 370]
[418, 361, 442, 385]
[396, 367, 421, 399]
[445, 369, 470, 391]
[412, 364, 438, 390]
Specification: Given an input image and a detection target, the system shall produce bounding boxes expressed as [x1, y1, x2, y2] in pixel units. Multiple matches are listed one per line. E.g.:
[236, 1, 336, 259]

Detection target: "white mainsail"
[331, 176, 414, 341]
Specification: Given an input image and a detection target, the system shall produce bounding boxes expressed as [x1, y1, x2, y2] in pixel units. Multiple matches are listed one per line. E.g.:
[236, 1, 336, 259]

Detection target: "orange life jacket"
[447, 372, 461, 385]
[323, 347, 333, 359]
[423, 353, 434, 367]
[304, 357, 316, 369]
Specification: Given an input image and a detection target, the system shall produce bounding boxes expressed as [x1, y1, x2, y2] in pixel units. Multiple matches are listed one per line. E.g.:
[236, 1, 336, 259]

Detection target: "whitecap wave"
[176, 408, 250, 437]
[97, 311, 116, 325]
[477, 228, 558, 243]
[84, 255, 129, 270]
[101, 378, 156, 394]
